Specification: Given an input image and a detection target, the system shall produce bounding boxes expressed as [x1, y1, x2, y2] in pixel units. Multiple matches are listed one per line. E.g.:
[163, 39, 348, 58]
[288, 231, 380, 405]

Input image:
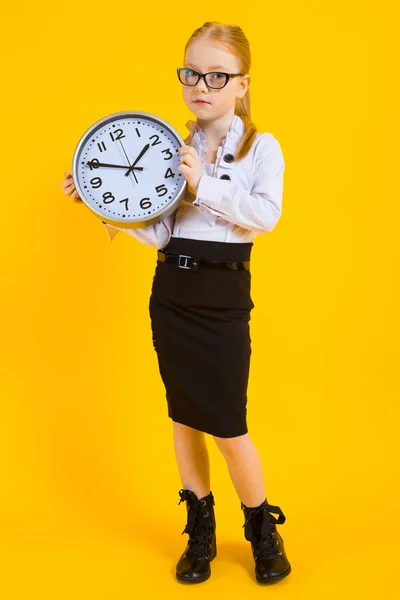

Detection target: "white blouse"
[101, 115, 285, 247]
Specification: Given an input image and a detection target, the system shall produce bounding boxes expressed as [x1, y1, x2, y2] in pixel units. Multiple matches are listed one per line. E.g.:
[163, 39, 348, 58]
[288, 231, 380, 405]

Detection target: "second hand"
[119, 140, 138, 184]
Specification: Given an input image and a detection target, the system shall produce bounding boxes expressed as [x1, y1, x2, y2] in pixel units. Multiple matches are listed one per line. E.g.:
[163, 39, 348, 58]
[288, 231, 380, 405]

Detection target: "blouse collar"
[184, 115, 245, 165]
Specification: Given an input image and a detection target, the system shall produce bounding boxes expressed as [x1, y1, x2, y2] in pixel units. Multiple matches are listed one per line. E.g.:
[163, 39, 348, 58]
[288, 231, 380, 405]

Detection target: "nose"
[194, 78, 209, 94]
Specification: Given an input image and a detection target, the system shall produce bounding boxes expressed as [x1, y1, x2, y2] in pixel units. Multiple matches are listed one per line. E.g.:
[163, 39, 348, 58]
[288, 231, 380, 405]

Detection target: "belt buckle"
[178, 254, 198, 270]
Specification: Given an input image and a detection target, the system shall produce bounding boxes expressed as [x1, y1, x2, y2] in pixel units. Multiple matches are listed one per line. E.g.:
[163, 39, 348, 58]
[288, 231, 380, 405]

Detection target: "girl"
[61, 21, 291, 586]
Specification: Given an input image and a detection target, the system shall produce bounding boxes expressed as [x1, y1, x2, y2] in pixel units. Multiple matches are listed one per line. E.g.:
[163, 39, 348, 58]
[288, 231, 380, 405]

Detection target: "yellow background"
[1, 1, 399, 598]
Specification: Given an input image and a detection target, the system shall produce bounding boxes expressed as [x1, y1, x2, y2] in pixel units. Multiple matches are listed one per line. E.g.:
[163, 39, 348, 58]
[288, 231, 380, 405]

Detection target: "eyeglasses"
[176, 68, 245, 90]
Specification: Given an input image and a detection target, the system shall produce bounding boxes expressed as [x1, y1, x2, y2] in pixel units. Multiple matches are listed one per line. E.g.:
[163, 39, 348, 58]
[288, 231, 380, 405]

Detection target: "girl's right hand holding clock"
[61, 171, 82, 202]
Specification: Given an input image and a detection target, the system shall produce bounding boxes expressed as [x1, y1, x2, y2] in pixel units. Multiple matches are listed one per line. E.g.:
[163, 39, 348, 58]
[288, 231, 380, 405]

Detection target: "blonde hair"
[183, 21, 257, 162]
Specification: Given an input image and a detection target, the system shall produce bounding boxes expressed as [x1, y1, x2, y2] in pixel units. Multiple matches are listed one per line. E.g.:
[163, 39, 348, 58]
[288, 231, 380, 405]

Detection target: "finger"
[180, 152, 196, 164]
[179, 145, 195, 154]
[178, 165, 192, 178]
[178, 165, 187, 177]
[64, 183, 76, 194]
[61, 171, 73, 181]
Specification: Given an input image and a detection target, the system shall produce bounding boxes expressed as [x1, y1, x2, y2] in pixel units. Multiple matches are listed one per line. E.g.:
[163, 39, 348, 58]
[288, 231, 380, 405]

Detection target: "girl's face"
[182, 38, 250, 122]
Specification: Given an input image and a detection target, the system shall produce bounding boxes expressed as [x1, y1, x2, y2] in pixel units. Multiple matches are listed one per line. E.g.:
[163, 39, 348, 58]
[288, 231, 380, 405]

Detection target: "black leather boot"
[241, 498, 291, 584]
[176, 489, 217, 583]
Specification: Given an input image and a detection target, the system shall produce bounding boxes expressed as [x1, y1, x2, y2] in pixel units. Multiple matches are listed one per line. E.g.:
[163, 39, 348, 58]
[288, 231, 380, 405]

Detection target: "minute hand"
[124, 144, 150, 177]
[87, 160, 143, 171]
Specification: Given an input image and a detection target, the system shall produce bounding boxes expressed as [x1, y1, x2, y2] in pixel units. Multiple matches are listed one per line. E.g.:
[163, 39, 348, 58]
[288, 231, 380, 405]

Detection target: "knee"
[213, 432, 249, 460]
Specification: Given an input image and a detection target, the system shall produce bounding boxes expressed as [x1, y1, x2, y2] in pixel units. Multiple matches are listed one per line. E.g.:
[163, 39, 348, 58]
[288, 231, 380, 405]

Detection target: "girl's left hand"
[178, 145, 203, 196]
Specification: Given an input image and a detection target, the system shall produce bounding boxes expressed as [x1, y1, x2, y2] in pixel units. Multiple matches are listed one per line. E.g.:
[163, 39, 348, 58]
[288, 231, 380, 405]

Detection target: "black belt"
[157, 250, 250, 271]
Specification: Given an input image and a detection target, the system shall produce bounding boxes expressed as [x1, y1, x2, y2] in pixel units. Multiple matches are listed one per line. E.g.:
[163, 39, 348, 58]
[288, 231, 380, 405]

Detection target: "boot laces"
[242, 503, 285, 560]
[178, 490, 213, 558]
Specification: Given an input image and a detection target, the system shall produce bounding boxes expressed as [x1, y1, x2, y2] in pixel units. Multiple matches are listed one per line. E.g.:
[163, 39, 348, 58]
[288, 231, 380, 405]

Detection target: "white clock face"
[72, 111, 186, 228]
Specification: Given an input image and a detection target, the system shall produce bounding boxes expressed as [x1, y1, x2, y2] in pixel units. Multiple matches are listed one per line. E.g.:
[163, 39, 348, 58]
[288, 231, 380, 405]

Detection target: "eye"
[184, 69, 196, 76]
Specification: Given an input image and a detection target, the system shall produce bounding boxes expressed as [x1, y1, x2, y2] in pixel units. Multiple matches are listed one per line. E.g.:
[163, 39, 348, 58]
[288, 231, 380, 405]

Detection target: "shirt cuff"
[193, 174, 228, 209]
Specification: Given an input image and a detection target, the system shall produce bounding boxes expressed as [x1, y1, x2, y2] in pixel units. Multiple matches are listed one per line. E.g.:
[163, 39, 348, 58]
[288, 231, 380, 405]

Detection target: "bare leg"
[172, 421, 211, 499]
[213, 432, 267, 507]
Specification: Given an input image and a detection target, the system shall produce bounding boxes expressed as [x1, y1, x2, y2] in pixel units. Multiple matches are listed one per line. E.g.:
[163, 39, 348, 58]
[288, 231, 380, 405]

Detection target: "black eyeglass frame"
[176, 68, 245, 90]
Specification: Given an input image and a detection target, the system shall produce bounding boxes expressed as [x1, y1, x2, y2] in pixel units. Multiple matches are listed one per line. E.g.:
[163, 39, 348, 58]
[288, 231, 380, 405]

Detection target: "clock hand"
[87, 160, 143, 171]
[118, 139, 139, 185]
[125, 143, 150, 177]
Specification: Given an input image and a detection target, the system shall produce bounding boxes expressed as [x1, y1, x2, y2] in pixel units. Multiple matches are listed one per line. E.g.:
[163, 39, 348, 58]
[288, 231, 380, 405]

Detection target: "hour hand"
[124, 143, 150, 176]
[87, 160, 143, 171]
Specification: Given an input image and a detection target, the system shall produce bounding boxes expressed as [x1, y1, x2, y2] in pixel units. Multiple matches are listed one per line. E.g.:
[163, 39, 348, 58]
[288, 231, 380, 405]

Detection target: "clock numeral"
[162, 148, 173, 160]
[155, 184, 168, 197]
[97, 141, 107, 152]
[90, 177, 102, 188]
[135, 128, 141, 137]
[102, 191, 115, 204]
[109, 129, 126, 142]
[164, 167, 175, 179]
[140, 198, 152, 210]
[120, 198, 129, 211]
[149, 134, 162, 146]
[101, 193, 129, 209]
[88, 158, 100, 170]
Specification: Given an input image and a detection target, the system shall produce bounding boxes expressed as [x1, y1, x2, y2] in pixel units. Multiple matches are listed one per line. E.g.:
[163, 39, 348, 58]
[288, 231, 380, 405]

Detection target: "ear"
[240, 74, 251, 95]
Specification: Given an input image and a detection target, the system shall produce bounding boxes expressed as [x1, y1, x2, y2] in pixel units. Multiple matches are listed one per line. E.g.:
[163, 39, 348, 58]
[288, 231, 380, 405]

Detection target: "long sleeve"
[101, 210, 176, 249]
[193, 134, 285, 234]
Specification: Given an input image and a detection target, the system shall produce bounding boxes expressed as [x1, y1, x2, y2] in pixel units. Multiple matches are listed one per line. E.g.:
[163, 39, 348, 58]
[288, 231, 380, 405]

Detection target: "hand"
[178, 145, 202, 196]
[61, 170, 82, 202]
[87, 160, 143, 171]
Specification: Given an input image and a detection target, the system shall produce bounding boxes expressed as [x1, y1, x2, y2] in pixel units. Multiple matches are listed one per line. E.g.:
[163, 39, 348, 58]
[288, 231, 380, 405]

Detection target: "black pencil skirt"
[148, 236, 255, 438]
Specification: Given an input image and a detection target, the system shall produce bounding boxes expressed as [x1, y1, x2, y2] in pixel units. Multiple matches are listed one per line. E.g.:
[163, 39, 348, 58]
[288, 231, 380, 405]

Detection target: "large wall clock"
[72, 111, 186, 229]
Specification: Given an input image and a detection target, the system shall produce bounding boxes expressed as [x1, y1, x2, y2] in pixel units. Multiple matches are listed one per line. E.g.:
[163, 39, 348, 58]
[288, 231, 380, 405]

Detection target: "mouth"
[193, 100, 210, 105]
